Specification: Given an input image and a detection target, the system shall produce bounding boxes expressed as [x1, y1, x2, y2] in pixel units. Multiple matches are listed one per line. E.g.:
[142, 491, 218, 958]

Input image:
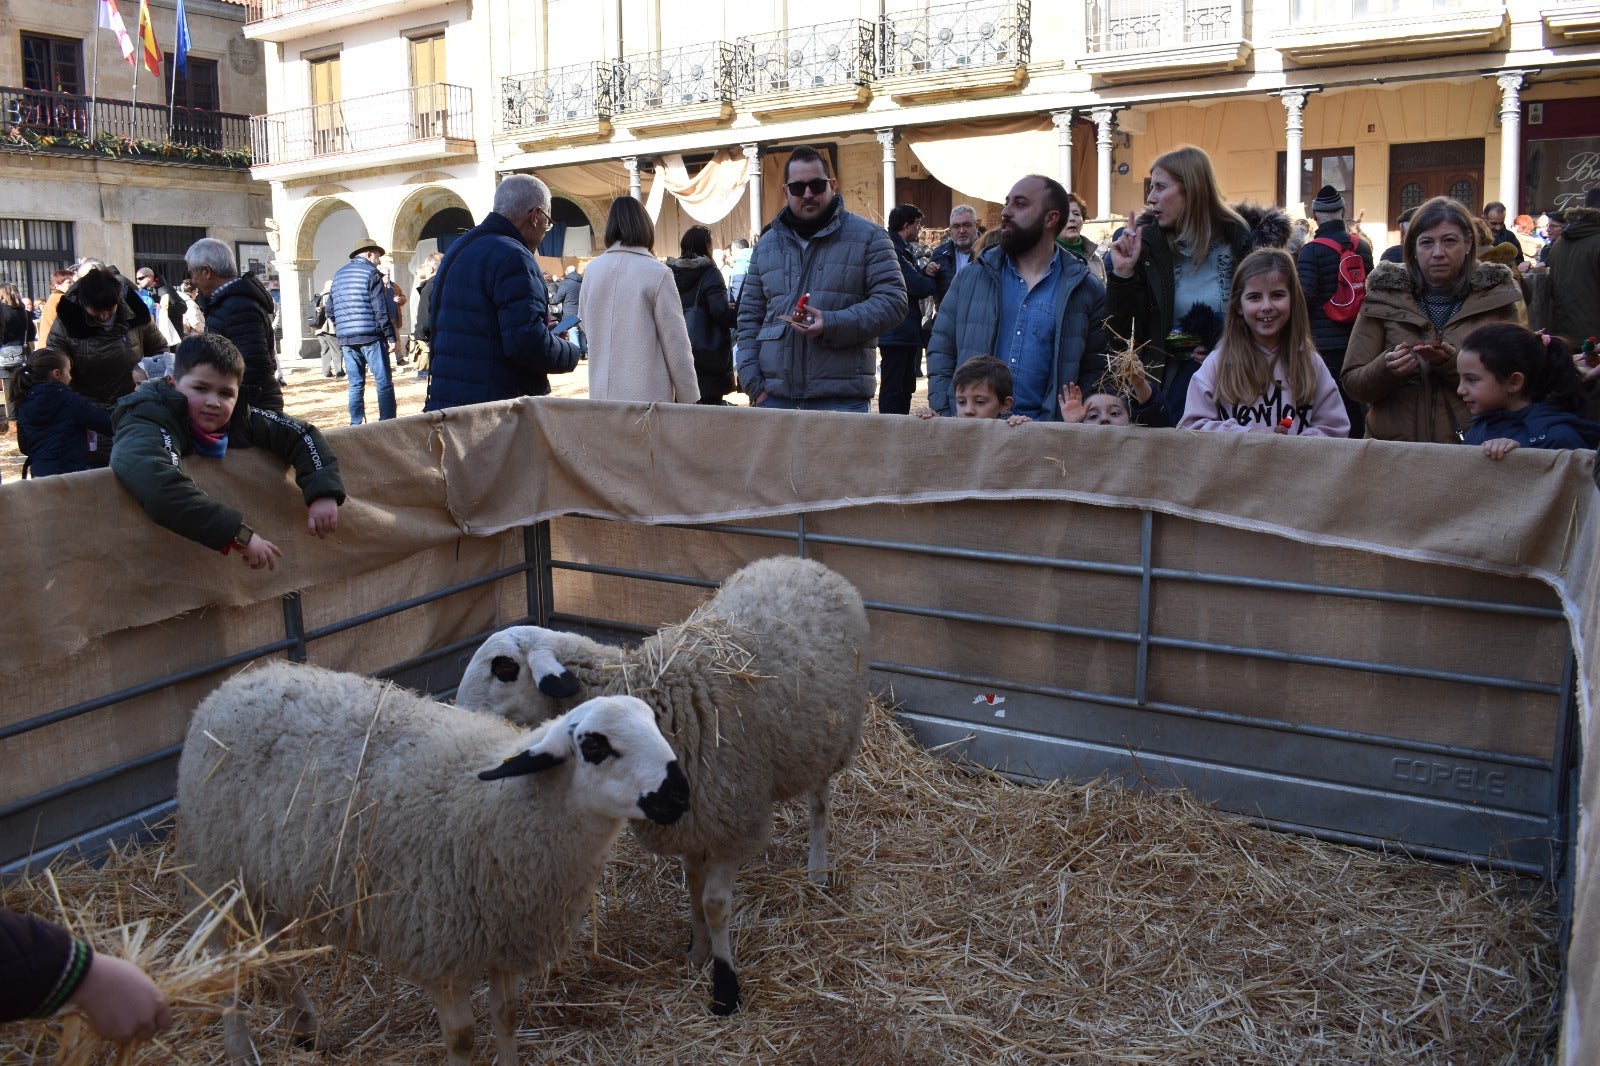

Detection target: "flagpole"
[131, 28, 139, 111]
[90, 2, 100, 142]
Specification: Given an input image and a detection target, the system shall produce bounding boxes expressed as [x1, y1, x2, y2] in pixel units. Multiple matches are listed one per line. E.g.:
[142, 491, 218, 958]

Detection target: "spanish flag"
[136, 0, 161, 76]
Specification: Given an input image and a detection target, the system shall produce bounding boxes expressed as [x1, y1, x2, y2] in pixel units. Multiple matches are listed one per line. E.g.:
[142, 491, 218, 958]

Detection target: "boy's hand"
[308, 497, 339, 537]
[1127, 360, 1153, 403]
[1482, 438, 1520, 460]
[68, 953, 172, 1044]
[240, 536, 283, 570]
[912, 406, 938, 419]
[1058, 383, 1087, 423]
[1005, 414, 1032, 427]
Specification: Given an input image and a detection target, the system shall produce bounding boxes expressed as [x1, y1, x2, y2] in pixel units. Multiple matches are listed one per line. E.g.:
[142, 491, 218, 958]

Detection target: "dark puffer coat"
[17, 380, 113, 476]
[423, 211, 582, 410]
[110, 380, 344, 552]
[330, 255, 392, 348]
[46, 274, 169, 412]
[1549, 206, 1600, 345]
[202, 273, 283, 411]
[667, 255, 737, 401]
[1295, 218, 1374, 356]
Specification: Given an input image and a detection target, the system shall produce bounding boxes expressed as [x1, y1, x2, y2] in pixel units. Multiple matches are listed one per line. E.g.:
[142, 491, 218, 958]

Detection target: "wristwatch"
[233, 523, 255, 550]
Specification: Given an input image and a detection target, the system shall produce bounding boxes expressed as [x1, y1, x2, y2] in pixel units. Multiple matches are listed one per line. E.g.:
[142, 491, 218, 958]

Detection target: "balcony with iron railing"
[611, 41, 739, 134]
[735, 19, 876, 117]
[877, 0, 1031, 102]
[500, 61, 616, 149]
[0, 86, 251, 167]
[249, 82, 473, 182]
[1275, 0, 1509, 63]
[1080, 0, 1250, 82]
[239, 0, 455, 44]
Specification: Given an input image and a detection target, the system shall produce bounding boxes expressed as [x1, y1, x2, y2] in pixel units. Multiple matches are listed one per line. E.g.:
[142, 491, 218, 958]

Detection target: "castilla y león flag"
[98, 0, 136, 65]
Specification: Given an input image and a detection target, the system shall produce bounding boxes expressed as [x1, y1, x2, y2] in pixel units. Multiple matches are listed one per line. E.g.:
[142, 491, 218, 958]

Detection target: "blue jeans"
[343, 341, 395, 424]
[756, 396, 871, 413]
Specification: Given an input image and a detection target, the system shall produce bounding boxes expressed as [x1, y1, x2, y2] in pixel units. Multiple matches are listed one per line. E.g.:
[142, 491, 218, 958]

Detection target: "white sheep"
[176, 660, 689, 1066]
[455, 555, 870, 1015]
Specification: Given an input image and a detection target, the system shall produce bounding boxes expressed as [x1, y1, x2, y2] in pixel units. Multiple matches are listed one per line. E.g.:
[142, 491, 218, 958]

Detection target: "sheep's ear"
[478, 749, 563, 780]
[529, 646, 581, 698]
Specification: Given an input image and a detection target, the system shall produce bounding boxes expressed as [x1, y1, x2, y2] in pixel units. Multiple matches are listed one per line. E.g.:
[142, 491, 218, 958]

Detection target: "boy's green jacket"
[110, 380, 346, 552]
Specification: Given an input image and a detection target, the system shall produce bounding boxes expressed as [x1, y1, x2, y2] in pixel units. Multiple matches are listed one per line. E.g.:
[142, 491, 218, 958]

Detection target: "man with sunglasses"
[736, 145, 906, 412]
[425, 173, 583, 411]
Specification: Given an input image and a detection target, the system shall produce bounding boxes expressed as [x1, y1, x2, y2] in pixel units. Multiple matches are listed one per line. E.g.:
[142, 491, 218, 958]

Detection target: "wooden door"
[1388, 139, 1484, 223]
[409, 34, 447, 138]
[309, 54, 341, 154]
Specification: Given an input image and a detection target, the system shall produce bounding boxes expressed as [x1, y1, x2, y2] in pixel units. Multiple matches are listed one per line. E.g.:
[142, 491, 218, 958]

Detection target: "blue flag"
[174, 0, 191, 75]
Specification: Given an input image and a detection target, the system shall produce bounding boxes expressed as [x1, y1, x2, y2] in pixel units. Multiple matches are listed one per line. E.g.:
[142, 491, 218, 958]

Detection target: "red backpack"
[1311, 236, 1367, 324]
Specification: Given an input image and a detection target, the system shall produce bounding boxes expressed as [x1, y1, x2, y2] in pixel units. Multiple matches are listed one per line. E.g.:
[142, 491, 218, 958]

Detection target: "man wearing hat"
[330, 237, 398, 423]
[1297, 184, 1373, 437]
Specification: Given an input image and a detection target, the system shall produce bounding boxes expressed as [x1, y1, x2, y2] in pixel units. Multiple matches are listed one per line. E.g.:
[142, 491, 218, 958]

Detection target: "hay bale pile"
[1, 700, 1559, 1064]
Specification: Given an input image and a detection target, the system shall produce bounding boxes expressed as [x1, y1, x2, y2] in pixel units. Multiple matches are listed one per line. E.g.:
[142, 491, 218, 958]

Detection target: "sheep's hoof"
[807, 866, 834, 888]
[710, 958, 740, 1015]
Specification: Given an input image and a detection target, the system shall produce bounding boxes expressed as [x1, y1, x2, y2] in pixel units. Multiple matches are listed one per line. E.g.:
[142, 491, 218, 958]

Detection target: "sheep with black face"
[457, 555, 871, 1016]
[177, 661, 688, 1066]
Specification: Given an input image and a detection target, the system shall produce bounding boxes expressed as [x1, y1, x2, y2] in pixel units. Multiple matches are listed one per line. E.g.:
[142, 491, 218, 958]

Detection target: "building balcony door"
[309, 54, 342, 155]
[410, 33, 447, 139]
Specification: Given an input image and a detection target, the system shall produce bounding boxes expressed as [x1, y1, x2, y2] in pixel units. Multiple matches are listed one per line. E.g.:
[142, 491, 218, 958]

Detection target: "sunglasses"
[786, 178, 831, 197]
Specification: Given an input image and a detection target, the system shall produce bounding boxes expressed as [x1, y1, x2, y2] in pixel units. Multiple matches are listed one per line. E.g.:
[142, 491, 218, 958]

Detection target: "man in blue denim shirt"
[927, 175, 1107, 420]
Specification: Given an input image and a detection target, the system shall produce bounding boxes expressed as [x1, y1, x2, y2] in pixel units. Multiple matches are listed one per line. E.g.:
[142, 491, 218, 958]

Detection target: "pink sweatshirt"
[1179, 349, 1350, 437]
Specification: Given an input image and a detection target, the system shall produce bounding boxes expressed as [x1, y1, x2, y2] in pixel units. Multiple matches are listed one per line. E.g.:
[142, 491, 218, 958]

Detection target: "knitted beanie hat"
[1311, 185, 1345, 214]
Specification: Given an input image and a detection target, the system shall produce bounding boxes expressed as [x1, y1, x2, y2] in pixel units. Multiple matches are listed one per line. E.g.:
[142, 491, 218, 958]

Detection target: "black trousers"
[878, 344, 920, 415]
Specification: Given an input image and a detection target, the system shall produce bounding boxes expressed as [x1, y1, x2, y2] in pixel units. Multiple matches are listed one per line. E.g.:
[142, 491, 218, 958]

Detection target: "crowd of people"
[407, 143, 1597, 478]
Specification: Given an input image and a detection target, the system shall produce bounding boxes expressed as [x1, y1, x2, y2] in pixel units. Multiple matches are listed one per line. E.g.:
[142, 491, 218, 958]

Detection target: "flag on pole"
[137, 0, 161, 77]
[98, 0, 136, 65]
[174, 0, 191, 76]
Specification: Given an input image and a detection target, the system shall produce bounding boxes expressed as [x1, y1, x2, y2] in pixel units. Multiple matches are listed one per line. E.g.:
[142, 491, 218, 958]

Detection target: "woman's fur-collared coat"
[1341, 259, 1526, 443]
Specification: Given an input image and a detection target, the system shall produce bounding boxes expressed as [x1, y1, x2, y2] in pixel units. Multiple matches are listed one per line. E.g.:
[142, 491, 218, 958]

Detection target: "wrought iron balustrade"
[879, 0, 1031, 76]
[1287, 0, 1478, 21]
[1087, 0, 1241, 52]
[613, 41, 737, 113]
[502, 61, 614, 131]
[736, 19, 875, 96]
[249, 82, 471, 167]
[0, 85, 249, 158]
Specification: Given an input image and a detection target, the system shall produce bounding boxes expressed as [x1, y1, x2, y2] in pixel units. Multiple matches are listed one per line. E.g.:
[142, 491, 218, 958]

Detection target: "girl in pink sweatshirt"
[1178, 248, 1350, 437]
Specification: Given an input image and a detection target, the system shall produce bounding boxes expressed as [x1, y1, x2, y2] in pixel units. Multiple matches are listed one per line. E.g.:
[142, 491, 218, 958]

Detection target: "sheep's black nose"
[639, 761, 690, 825]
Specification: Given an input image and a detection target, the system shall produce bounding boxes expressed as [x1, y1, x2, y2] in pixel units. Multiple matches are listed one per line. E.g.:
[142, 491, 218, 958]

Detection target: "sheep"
[176, 660, 689, 1066]
[455, 554, 871, 1015]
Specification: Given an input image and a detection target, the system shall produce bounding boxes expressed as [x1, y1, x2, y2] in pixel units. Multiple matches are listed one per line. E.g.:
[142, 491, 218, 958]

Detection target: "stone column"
[1496, 71, 1528, 213]
[742, 142, 762, 238]
[1090, 106, 1118, 221]
[279, 257, 316, 359]
[1278, 88, 1316, 215]
[623, 155, 641, 200]
[1052, 110, 1074, 193]
[876, 128, 897, 222]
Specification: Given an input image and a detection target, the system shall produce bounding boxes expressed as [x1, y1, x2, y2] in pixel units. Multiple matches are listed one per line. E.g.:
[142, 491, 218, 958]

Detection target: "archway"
[539, 195, 596, 259]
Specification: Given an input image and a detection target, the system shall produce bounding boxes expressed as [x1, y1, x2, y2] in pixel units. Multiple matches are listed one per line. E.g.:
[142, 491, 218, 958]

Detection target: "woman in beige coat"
[578, 197, 700, 404]
[1343, 196, 1525, 442]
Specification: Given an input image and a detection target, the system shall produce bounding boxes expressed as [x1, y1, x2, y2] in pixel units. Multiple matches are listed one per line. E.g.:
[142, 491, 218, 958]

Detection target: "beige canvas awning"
[906, 118, 1058, 205]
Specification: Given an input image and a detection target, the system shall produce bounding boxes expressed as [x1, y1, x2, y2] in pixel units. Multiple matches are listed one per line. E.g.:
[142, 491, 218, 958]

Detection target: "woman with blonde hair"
[1106, 145, 1261, 422]
[577, 196, 699, 403]
[1342, 195, 1525, 442]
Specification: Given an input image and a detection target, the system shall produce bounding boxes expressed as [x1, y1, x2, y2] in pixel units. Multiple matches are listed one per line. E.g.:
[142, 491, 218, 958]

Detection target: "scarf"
[780, 195, 843, 241]
[190, 421, 228, 457]
[1419, 285, 1467, 333]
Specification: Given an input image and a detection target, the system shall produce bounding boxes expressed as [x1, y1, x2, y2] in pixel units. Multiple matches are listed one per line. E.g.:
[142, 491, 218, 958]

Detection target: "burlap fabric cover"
[0, 397, 1595, 1062]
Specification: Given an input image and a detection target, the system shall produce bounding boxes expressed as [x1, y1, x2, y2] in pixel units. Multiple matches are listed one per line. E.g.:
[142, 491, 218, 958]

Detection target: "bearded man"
[927, 174, 1108, 420]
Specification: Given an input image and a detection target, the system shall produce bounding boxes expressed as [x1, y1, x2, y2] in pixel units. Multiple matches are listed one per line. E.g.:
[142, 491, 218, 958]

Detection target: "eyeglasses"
[786, 178, 831, 197]
[530, 206, 550, 227]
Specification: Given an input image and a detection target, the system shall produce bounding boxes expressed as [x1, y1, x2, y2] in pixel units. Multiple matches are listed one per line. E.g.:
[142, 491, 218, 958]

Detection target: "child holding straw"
[1, 908, 171, 1043]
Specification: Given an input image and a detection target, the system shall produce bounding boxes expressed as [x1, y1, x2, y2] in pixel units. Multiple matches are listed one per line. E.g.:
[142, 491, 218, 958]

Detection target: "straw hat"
[350, 238, 386, 259]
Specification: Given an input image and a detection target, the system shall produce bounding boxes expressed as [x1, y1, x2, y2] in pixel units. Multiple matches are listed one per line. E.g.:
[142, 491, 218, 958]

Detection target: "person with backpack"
[1296, 185, 1373, 437]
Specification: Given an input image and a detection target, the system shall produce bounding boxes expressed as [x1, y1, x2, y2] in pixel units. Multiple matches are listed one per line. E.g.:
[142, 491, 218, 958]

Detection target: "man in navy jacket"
[331, 237, 397, 423]
[424, 174, 582, 410]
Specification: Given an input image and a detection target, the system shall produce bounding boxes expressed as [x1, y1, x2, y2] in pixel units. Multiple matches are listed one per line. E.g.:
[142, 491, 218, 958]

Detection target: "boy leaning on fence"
[110, 334, 345, 571]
